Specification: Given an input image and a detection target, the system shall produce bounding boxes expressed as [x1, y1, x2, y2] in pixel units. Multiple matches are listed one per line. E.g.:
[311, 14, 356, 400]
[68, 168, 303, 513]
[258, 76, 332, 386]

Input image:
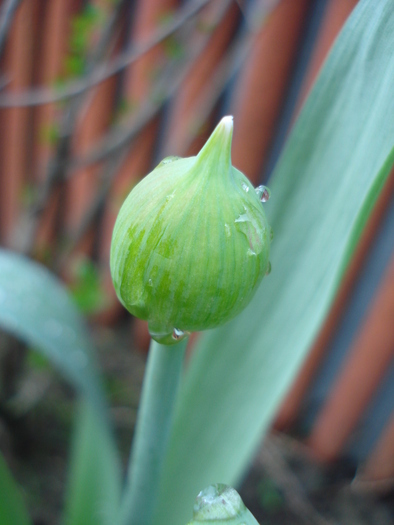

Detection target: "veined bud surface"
[110, 116, 271, 345]
[186, 484, 260, 525]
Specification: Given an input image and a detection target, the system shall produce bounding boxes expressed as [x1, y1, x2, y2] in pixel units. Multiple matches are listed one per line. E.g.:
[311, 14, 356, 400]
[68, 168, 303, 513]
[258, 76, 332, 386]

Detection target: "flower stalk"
[120, 337, 188, 525]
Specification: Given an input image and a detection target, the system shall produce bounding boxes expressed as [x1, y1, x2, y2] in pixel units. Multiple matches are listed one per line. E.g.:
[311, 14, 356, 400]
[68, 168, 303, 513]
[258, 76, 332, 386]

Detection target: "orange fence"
[0, 0, 393, 490]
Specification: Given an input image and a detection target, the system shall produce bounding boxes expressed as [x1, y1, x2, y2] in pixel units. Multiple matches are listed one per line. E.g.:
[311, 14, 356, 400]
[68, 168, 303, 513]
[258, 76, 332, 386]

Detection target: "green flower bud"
[110, 116, 271, 345]
[186, 484, 260, 525]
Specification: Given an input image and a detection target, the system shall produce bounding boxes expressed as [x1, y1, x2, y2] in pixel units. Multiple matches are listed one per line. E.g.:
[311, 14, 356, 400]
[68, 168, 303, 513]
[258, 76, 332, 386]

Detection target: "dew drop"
[241, 182, 249, 193]
[158, 155, 180, 167]
[255, 185, 271, 202]
[235, 212, 250, 224]
[150, 326, 189, 344]
[172, 328, 189, 341]
[193, 484, 243, 520]
[247, 249, 256, 257]
[266, 261, 272, 275]
[224, 223, 231, 237]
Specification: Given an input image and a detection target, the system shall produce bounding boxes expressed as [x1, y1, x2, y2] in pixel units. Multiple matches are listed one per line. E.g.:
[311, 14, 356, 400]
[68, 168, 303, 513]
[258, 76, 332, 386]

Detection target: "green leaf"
[0, 451, 32, 525]
[0, 249, 103, 412]
[0, 250, 121, 525]
[64, 401, 121, 525]
[154, 1, 394, 524]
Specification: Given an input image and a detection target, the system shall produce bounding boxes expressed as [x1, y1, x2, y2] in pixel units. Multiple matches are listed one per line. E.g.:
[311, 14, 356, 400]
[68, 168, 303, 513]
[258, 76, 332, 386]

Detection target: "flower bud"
[186, 484, 260, 525]
[110, 116, 271, 345]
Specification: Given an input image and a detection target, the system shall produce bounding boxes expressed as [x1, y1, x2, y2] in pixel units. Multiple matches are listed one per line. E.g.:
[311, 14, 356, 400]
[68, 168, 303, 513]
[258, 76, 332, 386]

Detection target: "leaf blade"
[154, 1, 394, 523]
[64, 401, 121, 525]
[0, 249, 103, 411]
[0, 250, 121, 525]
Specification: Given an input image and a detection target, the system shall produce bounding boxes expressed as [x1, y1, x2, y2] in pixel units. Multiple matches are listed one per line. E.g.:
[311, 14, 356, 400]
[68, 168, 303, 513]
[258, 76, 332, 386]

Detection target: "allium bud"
[186, 484, 260, 525]
[110, 116, 271, 345]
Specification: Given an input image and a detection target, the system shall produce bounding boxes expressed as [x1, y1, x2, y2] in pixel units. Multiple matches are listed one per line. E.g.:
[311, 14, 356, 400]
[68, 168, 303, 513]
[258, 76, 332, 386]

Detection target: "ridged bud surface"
[110, 116, 271, 344]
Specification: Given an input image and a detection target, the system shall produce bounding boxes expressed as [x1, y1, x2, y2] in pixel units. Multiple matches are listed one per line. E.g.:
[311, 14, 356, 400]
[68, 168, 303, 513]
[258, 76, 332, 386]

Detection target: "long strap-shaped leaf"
[0, 250, 121, 525]
[0, 249, 103, 411]
[154, 2, 394, 524]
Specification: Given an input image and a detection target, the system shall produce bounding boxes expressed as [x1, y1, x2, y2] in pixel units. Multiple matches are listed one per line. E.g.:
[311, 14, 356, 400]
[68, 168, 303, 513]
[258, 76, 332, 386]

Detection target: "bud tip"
[220, 115, 234, 133]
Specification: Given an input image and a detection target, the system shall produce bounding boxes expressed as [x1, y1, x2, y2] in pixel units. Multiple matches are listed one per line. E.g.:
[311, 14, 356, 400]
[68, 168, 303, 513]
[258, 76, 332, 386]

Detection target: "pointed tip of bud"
[220, 115, 234, 132]
[195, 115, 234, 173]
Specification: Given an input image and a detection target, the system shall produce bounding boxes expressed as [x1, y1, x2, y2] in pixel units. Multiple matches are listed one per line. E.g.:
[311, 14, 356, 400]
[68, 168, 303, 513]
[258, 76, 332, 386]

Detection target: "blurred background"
[0, 0, 393, 523]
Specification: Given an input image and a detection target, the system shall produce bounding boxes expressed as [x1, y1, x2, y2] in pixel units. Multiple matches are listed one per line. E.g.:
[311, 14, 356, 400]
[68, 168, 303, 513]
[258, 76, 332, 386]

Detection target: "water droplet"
[148, 278, 153, 287]
[224, 223, 231, 237]
[270, 226, 274, 242]
[193, 484, 243, 520]
[235, 212, 250, 224]
[158, 156, 180, 167]
[45, 318, 63, 338]
[166, 190, 176, 201]
[247, 249, 256, 256]
[266, 261, 272, 275]
[255, 185, 271, 202]
[235, 208, 263, 255]
[241, 182, 249, 193]
[172, 328, 189, 341]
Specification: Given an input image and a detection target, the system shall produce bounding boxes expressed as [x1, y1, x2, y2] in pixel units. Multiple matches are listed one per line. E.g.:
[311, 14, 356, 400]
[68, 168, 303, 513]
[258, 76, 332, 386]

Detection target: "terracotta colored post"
[0, 0, 35, 245]
[160, 1, 239, 158]
[307, 254, 394, 462]
[295, 0, 358, 113]
[33, 0, 76, 182]
[67, 0, 119, 235]
[231, 0, 310, 184]
[353, 415, 394, 493]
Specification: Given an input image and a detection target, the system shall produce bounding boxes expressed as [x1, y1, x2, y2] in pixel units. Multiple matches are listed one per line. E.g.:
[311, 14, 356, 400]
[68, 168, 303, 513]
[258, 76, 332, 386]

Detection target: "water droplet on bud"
[158, 156, 180, 167]
[241, 182, 249, 193]
[255, 185, 271, 202]
[193, 484, 245, 521]
[172, 328, 189, 341]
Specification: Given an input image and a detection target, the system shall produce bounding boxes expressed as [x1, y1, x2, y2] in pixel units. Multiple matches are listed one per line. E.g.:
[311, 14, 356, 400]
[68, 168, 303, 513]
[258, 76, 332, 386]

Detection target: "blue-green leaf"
[64, 401, 121, 525]
[0, 250, 121, 525]
[154, 1, 394, 523]
[0, 249, 103, 411]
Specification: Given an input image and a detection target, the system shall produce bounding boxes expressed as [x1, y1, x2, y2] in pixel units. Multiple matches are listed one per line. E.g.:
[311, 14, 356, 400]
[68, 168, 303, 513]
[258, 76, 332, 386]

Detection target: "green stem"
[120, 337, 188, 525]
